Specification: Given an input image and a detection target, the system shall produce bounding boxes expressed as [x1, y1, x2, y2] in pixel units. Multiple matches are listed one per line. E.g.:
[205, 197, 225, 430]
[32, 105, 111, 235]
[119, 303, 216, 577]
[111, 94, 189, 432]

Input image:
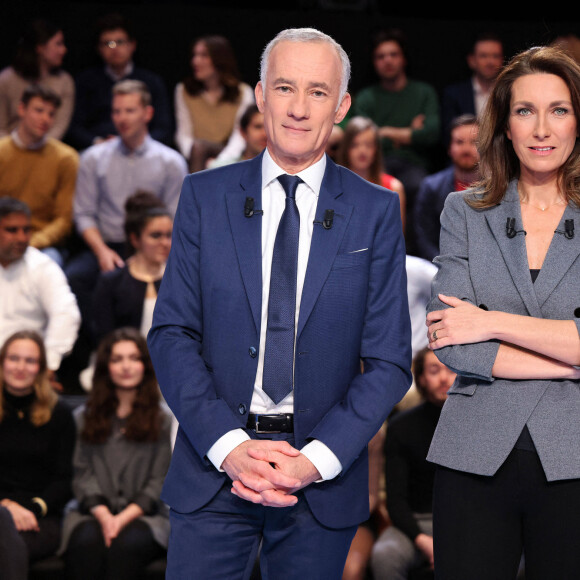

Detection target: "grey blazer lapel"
[483, 181, 542, 318]
[533, 203, 580, 307]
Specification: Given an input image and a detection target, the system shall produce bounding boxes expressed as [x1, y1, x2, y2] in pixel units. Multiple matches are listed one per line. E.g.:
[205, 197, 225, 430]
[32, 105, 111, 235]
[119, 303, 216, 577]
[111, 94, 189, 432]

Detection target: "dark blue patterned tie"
[262, 174, 302, 404]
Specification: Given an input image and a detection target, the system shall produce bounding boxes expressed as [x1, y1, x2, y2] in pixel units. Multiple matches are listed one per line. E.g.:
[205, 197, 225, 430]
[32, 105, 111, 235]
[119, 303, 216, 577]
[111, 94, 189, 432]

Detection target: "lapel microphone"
[555, 219, 575, 239]
[244, 197, 263, 218]
[314, 209, 334, 230]
[506, 217, 526, 238]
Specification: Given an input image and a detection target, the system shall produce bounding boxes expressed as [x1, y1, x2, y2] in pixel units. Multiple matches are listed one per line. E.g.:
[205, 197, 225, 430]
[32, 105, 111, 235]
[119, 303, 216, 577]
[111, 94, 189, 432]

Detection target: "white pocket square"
[348, 248, 368, 254]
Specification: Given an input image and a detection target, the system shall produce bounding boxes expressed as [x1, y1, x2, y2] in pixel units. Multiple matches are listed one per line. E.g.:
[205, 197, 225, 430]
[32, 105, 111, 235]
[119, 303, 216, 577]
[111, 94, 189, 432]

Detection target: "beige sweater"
[0, 135, 79, 248]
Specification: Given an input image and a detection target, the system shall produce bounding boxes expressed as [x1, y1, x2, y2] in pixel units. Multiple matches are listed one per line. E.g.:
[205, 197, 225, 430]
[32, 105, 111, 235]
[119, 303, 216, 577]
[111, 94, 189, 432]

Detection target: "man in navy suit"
[441, 32, 503, 143]
[148, 27, 411, 580]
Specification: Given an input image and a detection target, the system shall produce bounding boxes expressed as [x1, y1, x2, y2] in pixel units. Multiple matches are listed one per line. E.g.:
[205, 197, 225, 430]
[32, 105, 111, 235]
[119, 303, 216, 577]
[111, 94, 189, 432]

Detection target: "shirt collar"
[11, 129, 46, 151]
[261, 148, 326, 197]
[117, 133, 152, 157]
[105, 61, 134, 82]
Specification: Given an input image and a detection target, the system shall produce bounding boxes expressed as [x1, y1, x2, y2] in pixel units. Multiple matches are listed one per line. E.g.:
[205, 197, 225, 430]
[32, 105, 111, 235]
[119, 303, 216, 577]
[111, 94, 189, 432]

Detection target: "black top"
[0, 391, 76, 517]
[384, 401, 441, 540]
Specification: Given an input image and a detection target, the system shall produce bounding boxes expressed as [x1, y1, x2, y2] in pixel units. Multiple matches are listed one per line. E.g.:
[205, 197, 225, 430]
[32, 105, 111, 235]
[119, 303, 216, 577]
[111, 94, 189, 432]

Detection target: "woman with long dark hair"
[60, 327, 172, 579]
[174, 34, 254, 171]
[0, 330, 75, 579]
[0, 19, 74, 140]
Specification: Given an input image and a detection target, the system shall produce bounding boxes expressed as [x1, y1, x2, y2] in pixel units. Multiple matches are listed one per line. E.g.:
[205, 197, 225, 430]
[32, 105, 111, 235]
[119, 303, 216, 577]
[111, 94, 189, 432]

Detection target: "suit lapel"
[484, 182, 542, 318]
[533, 203, 580, 307]
[297, 160, 353, 337]
[226, 155, 263, 333]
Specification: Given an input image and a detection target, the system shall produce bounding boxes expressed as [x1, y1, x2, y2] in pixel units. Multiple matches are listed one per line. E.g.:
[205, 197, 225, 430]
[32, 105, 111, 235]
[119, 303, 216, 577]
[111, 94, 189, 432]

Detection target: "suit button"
[478, 304, 488, 311]
[249, 346, 257, 358]
[238, 404, 247, 415]
[574, 308, 580, 317]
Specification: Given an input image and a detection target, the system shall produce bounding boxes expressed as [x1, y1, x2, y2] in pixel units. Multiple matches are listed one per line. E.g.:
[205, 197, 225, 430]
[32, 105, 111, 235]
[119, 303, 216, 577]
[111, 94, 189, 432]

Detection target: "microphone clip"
[555, 219, 575, 239]
[505, 217, 526, 239]
[244, 197, 263, 218]
[314, 209, 334, 230]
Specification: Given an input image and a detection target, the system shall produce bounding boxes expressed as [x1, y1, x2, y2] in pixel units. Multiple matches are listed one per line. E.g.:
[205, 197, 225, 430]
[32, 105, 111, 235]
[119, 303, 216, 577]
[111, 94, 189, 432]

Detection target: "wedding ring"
[433, 329, 438, 341]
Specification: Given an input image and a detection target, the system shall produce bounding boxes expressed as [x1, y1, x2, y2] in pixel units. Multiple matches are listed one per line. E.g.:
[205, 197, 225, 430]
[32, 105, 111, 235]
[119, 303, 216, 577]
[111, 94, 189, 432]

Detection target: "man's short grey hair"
[260, 28, 351, 107]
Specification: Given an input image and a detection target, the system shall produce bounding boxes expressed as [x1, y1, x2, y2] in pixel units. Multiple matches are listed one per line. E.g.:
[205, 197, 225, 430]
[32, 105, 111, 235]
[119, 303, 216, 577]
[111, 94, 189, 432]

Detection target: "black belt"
[246, 413, 294, 434]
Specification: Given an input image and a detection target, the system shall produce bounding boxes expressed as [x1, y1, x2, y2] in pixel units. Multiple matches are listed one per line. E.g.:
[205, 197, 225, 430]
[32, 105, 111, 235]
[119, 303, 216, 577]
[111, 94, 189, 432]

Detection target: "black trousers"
[64, 518, 164, 580]
[433, 447, 580, 580]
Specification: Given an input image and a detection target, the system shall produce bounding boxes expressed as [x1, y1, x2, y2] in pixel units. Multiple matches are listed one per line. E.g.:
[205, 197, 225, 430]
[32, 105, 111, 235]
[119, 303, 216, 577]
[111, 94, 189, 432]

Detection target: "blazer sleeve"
[147, 176, 247, 460]
[427, 192, 500, 380]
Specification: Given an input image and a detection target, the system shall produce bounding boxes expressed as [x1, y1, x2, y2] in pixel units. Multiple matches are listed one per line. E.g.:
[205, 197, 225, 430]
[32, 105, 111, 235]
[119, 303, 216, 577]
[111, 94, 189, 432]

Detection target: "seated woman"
[0, 18, 74, 140]
[0, 330, 75, 580]
[60, 327, 173, 579]
[174, 34, 254, 171]
[338, 116, 407, 229]
[91, 191, 173, 344]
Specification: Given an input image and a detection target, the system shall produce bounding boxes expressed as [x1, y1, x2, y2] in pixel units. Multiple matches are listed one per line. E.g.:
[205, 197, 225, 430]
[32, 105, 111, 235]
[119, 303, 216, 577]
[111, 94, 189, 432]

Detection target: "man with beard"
[413, 114, 480, 262]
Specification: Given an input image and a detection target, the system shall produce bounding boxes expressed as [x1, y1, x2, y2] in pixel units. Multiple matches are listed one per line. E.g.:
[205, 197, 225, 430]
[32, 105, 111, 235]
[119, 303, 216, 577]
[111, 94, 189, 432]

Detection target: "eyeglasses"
[99, 39, 131, 49]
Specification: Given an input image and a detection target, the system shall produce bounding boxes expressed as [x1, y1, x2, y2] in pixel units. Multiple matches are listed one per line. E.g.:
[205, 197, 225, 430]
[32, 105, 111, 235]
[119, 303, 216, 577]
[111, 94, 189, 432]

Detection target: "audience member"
[174, 34, 255, 171]
[414, 114, 480, 262]
[0, 330, 75, 580]
[325, 124, 344, 162]
[353, 27, 440, 246]
[0, 197, 81, 376]
[338, 115, 406, 228]
[59, 327, 172, 580]
[370, 348, 455, 580]
[0, 85, 79, 266]
[0, 19, 74, 141]
[66, 12, 172, 150]
[441, 33, 504, 141]
[208, 104, 266, 167]
[91, 192, 172, 344]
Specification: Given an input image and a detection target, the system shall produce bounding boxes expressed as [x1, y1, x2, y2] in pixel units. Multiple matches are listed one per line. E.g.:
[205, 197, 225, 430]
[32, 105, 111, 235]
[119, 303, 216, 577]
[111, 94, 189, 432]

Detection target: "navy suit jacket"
[148, 153, 412, 529]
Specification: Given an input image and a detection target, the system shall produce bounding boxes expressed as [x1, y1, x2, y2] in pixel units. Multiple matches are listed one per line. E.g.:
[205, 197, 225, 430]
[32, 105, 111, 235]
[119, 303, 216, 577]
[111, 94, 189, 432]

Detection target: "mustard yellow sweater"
[0, 136, 79, 248]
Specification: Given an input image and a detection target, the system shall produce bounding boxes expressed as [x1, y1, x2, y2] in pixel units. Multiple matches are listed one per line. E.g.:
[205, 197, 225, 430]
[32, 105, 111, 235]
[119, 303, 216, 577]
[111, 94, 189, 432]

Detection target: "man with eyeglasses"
[65, 13, 172, 150]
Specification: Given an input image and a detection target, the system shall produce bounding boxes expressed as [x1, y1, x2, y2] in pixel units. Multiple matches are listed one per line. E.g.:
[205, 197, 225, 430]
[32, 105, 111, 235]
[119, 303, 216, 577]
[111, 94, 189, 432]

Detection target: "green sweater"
[353, 79, 440, 170]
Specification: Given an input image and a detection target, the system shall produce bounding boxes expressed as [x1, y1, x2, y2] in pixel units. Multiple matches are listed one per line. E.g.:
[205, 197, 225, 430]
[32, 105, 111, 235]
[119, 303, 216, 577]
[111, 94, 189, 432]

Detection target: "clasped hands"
[221, 440, 321, 508]
[427, 294, 492, 349]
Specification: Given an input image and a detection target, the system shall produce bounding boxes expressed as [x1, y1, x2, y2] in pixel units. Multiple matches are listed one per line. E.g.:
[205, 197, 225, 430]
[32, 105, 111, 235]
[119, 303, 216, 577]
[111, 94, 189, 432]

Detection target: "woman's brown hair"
[81, 327, 161, 444]
[183, 35, 242, 103]
[0, 330, 56, 426]
[472, 45, 580, 209]
[337, 116, 384, 185]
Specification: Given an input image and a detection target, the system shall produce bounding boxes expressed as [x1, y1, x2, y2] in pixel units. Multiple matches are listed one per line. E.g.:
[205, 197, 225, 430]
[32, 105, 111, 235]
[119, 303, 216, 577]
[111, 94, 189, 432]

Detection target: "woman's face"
[108, 340, 145, 390]
[506, 73, 578, 182]
[348, 128, 377, 173]
[191, 41, 216, 83]
[37, 31, 67, 69]
[2, 339, 41, 396]
[131, 216, 173, 265]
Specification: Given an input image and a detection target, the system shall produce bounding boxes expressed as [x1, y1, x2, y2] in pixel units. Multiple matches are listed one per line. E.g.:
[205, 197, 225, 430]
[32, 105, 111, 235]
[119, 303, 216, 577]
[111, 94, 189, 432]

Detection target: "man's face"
[418, 351, 456, 407]
[255, 40, 350, 172]
[373, 41, 406, 82]
[0, 213, 31, 267]
[98, 28, 136, 69]
[241, 112, 267, 157]
[449, 123, 480, 171]
[17, 97, 57, 143]
[111, 93, 153, 145]
[468, 40, 504, 83]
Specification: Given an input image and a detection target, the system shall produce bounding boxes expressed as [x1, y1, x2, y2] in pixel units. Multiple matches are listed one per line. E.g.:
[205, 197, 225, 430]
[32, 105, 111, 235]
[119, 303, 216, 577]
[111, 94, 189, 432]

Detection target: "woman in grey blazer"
[425, 46, 580, 579]
[60, 327, 172, 579]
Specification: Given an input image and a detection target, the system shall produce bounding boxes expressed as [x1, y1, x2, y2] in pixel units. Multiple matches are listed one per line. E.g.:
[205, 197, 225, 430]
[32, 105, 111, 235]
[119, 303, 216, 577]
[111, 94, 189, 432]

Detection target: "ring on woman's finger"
[433, 330, 438, 341]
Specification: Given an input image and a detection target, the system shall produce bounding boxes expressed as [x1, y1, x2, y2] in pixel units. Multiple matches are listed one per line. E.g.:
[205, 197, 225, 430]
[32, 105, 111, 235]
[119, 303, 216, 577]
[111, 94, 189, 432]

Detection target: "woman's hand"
[427, 294, 493, 349]
[1, 499, 39, 532]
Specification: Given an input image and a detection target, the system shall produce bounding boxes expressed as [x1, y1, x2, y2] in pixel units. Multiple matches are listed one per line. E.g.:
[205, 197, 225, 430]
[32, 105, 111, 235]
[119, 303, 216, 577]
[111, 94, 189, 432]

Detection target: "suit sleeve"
[308, 191, 413, 475]
[147, 176, 247, 461]
[427, 192, 500, 380]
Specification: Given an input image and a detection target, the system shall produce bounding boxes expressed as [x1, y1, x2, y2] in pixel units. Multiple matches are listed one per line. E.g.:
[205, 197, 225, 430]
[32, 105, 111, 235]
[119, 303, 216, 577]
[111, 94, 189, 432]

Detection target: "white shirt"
[206, 149, 342, 480]
[0, 247, 81, 370]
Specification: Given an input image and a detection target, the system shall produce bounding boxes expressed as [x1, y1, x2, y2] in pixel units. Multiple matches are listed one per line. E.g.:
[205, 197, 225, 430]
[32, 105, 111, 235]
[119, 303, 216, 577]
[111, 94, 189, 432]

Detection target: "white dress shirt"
[0, 247, 81, 370]
[206, 149, 342, 480]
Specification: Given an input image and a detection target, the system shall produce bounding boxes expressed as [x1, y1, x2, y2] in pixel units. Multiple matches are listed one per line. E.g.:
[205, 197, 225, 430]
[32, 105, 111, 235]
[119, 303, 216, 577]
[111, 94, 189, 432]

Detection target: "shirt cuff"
[301, 440, 342, 481]
[206, 429, 250, 472]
